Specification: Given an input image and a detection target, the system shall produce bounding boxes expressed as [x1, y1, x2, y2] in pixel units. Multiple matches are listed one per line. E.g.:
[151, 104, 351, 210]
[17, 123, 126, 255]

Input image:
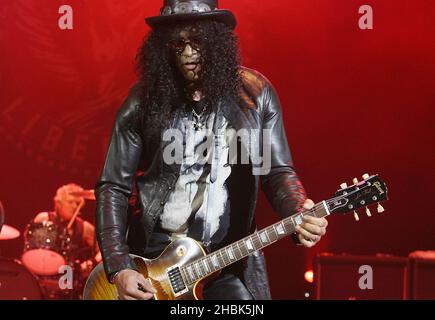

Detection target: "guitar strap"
[202, 103, 225, 250]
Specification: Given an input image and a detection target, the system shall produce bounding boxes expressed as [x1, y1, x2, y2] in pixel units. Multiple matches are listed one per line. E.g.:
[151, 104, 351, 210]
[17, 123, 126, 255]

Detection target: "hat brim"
[145, 10, 237, 30]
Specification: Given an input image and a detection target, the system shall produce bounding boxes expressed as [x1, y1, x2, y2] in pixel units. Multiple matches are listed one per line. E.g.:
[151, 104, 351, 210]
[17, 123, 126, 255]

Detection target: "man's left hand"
[295, 199, 328, 248]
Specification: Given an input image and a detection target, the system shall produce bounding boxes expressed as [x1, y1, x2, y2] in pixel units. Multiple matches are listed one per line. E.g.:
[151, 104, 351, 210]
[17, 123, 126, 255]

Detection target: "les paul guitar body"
[84, 238, 209, 300]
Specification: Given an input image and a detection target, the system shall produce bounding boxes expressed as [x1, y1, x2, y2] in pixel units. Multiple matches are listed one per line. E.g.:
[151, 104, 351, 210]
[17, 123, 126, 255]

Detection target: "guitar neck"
[181, 201, 330, 285]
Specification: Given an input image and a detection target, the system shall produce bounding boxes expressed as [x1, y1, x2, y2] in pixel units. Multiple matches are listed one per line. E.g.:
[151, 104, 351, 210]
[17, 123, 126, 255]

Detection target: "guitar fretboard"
[180, 201, 330, 285]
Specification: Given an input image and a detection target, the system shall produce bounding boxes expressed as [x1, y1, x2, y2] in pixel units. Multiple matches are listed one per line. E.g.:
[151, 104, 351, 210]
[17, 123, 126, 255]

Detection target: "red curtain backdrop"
[1, 0, 434, 299]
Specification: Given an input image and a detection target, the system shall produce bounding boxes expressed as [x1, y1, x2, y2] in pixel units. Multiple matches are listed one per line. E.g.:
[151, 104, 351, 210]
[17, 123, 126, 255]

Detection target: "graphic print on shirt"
[160, 111, 232, 244]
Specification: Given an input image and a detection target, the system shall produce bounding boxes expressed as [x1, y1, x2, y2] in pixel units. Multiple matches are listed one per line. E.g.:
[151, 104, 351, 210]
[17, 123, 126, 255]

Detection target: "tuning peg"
[377, 203, 385, 213]
[340, 182, 348, 189]
[353, 211, 360, 221]
[352, 178, 359, 185]
[362, 173, 370, 180]
[365, 207, 372, 217]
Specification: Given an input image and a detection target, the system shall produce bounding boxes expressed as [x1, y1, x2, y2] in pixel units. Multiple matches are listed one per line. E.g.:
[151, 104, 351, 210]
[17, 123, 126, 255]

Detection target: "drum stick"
[67, 198, 85, 230]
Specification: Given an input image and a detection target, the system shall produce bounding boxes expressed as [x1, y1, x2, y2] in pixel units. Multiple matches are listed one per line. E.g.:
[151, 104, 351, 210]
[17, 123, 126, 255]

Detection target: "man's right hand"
[113, 269, 157, 300]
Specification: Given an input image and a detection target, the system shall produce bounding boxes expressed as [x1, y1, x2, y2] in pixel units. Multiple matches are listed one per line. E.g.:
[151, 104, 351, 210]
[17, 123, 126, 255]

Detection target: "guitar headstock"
[326, 174, 388, 221]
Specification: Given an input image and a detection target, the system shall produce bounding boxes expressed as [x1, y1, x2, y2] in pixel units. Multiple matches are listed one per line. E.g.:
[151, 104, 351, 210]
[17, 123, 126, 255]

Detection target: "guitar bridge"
[167, 265, 188, 297]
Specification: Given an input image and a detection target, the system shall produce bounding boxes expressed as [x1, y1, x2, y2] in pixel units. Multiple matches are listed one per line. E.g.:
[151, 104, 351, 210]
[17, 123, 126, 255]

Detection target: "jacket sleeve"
[95, 86, 143, 281]
[260, 83, 307, 219]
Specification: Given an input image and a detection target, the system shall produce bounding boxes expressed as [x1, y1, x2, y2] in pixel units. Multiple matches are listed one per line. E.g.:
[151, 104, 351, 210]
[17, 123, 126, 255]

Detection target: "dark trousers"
[202, 273, 254, 300]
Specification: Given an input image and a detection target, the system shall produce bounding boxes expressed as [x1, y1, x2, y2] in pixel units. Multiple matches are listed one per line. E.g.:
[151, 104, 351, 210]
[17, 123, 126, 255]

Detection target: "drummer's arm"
[33, 212, 49, 223]
[83, 221, 102, 263]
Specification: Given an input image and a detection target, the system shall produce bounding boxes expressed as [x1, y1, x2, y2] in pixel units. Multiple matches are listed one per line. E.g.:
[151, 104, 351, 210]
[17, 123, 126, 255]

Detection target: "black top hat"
[146, 0, 236, 30]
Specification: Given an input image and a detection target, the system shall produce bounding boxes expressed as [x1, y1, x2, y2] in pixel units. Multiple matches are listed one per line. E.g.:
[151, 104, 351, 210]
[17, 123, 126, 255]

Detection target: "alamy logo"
[162, 127, 273, 175]
[58, 5, 73, 30]
[358, 265, 373, 290]
[58, 265, 73, 290]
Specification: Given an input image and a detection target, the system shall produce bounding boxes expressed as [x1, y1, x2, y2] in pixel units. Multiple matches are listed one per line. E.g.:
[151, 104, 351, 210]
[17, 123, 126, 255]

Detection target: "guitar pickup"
[167, 265, 188, 297]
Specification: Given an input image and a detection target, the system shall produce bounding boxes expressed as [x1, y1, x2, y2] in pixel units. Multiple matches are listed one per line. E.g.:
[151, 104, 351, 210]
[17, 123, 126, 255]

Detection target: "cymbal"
[0, 224, 20, 240]
[68, 189, 96, 200]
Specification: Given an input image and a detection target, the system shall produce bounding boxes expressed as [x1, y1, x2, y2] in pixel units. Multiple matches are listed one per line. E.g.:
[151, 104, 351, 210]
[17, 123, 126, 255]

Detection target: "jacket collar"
[221, 97, 258, 132]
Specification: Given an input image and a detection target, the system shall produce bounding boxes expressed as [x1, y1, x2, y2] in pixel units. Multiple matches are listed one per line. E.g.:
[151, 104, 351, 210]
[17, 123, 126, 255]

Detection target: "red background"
[0, 0, 434, 299]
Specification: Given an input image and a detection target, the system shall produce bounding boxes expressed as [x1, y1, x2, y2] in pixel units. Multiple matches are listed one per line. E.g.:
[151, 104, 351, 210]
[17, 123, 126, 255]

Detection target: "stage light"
[304, 270, 314, 283]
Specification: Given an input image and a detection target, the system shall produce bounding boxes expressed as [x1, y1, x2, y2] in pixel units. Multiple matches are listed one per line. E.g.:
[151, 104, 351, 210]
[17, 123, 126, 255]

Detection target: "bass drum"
[21, 221, 67, 276]
[0, 258, 43, 300]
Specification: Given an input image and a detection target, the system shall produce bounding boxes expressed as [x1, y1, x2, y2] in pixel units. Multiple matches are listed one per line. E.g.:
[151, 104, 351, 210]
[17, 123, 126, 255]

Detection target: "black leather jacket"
[96, 67, 307, 300]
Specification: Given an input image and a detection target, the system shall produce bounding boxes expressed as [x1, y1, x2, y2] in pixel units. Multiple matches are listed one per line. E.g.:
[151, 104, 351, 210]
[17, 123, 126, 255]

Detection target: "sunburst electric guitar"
[83, 174, 388, 300]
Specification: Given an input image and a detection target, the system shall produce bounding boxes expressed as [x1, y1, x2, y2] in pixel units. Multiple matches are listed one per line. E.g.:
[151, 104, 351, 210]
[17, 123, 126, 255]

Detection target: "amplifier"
[409, 257, 435, 299]
[314, 253, 409, 300]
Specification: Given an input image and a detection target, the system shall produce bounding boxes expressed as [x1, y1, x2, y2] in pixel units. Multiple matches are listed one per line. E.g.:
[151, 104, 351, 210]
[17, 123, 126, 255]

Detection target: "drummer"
[33, 183, 101, 270]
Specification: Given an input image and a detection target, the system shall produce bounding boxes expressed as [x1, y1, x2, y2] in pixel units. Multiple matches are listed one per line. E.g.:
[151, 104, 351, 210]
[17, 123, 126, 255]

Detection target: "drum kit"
[0, 190, 96, 300]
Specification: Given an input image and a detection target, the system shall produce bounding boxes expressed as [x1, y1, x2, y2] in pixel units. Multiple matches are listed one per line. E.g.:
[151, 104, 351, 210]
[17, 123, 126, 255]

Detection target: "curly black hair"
[135, 20, 241, 149]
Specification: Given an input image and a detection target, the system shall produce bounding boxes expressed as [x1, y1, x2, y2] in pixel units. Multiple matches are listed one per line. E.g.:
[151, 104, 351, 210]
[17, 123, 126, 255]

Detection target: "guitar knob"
[362, 173, 370, 180]
[365, 207, 372, 217]
[353, 211, 360, 222]
[377, 203, 385, 213]
[340, 183, 348, 189]
[353, 178, 359, 185]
